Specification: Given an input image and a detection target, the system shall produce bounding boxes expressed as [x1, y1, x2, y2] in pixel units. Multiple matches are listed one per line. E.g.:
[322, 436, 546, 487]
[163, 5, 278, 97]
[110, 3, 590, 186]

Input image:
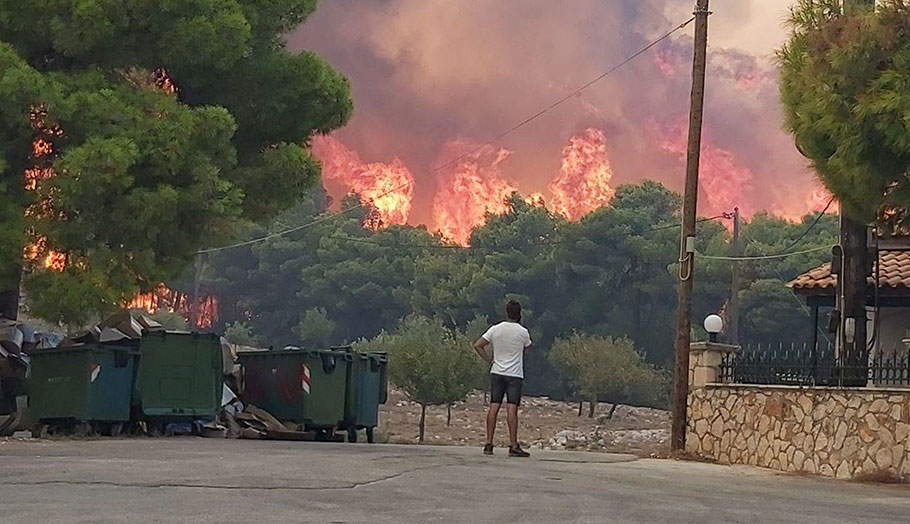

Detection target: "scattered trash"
[164, 422, 194, 437]
[197, 420, 228, 438]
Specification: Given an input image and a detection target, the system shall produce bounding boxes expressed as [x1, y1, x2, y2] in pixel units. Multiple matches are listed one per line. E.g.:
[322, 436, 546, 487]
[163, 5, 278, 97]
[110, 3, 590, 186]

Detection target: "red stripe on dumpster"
[301, 363, 311, 394]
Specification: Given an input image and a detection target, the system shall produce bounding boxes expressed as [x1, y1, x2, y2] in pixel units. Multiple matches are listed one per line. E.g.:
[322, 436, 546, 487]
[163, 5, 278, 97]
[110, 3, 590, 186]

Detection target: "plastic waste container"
[28, 343, 137, 431]
[239, 348, 350, 432]
[134, 332, 222, 420]
[341, 351, 388, 443]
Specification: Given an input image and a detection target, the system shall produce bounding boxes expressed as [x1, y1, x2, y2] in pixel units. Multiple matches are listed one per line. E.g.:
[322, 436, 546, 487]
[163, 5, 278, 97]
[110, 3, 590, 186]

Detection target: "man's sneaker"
[483, 444, 494, 456]
[508, 446, 530, 458]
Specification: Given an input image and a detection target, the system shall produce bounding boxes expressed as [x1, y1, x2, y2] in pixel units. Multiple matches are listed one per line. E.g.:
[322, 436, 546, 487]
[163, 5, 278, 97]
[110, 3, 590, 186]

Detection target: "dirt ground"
[379, 390, 670, 456]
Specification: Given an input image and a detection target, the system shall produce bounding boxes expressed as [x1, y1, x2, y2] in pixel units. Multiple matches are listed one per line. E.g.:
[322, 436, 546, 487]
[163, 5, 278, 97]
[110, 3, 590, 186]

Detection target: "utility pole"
[728, 207, 741, 345]
[671, 0, 710, 453]
[839, 215, 869, 384]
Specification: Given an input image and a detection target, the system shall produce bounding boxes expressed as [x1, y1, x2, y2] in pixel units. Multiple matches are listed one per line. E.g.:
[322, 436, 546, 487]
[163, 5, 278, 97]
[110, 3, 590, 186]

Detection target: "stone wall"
[687, 385, 910, 480]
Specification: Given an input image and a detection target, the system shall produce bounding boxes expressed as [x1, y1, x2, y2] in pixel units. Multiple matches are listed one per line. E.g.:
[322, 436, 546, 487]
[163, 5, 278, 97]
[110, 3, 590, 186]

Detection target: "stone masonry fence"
[686, 342, 910, 480]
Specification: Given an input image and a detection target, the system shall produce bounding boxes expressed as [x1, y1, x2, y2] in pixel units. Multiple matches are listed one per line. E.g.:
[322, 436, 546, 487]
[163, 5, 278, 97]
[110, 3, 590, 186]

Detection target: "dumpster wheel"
[347, 427, 357, 443]
[366, 427, 375, 444]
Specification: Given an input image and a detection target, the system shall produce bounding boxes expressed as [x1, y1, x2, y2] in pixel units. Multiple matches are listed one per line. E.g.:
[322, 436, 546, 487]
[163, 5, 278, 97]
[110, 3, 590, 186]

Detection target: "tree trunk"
[419, 403, 427, 443]
[588, 398, 597, 418]
[633, 288, 643, 345]
[0, 267, 21, 321]
[606, 403, 619, 420]
[446, 404, 452, 426]
[577, 401, 583, 417]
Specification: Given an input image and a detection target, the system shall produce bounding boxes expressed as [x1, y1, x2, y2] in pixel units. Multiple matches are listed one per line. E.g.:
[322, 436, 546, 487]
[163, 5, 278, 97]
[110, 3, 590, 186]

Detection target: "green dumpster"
[29, 344, 138, 428]
[134, 332, 222, 419]
[341, 351, 388, 443]
[239, 348, 350, 431]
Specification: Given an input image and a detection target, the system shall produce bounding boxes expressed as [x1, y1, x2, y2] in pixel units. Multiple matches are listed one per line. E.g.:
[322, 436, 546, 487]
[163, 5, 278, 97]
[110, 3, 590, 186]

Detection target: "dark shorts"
[490, 373, 523, 405]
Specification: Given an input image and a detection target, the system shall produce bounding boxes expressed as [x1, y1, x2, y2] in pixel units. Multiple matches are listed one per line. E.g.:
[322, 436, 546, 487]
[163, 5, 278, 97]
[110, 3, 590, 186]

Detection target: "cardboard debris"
[118, 316, 144, 339]
[58, 310, 161, 348]
[220, 337, 235, 375]
[137, 314, 163, 332]
[60, 326, 102, 347]
[99, 327, 130, 343]
[0, 325, 23, 356]
[198, 420, 228, 438]
[244, 404, 288, 432]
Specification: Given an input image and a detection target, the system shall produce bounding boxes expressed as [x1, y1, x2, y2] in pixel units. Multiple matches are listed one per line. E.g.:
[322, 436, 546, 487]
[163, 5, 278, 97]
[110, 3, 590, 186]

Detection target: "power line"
[776, 196, 836, 255]
[738, 226, 835, 345]
[197, 16, 697, 255]
[697, 244, 831, 261]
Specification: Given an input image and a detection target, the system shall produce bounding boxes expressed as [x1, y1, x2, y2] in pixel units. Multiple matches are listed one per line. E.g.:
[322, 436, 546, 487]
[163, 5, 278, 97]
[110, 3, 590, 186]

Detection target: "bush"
[550, 334, 669, 416]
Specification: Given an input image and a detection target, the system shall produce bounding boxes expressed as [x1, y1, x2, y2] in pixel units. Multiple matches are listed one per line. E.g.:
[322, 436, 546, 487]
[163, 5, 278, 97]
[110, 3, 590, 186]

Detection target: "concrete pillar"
[689, 341, 739, 389]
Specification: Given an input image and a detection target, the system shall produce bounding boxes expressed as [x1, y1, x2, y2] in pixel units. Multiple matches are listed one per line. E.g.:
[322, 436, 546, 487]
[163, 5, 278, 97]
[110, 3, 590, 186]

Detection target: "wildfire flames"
[655, 118, 754, 220]
[549, 128, 616, 221]
[311, 134, 414, 229]
[433, 141, 517, 245]
[524, 193, 546, 207]
[126, 283, 219, 330]
[23, 104, 67, 271]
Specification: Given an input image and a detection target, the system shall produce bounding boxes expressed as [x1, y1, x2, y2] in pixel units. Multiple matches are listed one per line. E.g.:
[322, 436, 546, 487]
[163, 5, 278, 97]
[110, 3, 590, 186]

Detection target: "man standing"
[473, 300, 532, 457]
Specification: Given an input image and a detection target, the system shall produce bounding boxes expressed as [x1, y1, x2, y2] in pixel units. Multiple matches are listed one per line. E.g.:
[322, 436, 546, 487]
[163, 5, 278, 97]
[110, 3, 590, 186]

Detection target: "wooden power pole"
[671, 0, 711, 453]
[839, 215, 869, 383]
[728, 207, 742, 345]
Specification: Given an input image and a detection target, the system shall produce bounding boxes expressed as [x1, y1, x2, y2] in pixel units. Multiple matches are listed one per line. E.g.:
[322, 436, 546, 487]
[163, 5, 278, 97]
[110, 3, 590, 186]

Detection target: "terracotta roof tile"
[789, 251, 910, 294]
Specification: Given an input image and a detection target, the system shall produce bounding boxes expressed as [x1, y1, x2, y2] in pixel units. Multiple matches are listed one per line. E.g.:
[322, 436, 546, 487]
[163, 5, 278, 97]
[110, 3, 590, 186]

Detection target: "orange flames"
[126, 283, 219, 330]
[23, 105, 68, 271]
[524, 193, 546, 207]
[311, 134, 414, 229]
[549, 128, 616, 221]
[655, 118, 754, 220]
[432, 141, 517, 245]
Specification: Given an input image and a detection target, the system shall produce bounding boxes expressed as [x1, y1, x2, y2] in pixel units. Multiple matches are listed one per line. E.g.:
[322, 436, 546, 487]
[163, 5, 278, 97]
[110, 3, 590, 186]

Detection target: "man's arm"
[473, 337, 492, 364]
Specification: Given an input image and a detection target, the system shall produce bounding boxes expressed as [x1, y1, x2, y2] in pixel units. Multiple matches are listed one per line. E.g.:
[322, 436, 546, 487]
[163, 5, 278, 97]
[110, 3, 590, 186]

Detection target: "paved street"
[1, 439, 909, 523]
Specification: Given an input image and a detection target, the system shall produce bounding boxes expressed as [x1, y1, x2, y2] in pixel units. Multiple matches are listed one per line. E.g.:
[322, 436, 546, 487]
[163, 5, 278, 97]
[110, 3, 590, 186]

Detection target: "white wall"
[869, 307, 910, 357]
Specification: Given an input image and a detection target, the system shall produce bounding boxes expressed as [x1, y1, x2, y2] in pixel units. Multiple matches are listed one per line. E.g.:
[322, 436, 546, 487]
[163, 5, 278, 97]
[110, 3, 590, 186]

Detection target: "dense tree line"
[0, 1, 352, 324]
[200, 180, 836, 399]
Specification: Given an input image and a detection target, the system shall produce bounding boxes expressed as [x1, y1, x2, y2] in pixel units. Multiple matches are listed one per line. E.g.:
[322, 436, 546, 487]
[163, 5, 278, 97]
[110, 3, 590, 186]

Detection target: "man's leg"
[504, 377, 529, 456]
[486, 403, 501, 444]
[505, 403, 519, 448]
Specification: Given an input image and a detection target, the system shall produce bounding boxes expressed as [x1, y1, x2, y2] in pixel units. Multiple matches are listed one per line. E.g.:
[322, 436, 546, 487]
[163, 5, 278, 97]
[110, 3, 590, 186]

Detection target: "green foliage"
[147, 309, 189, 331]
[372, 315, 483, 408]
[0, 1, 352, 324]
[223, 321, 260, 346]
[778, 0, 910, 226]
[202, 180, 835, 399]
[739, 279, 813, 342]
[550, 334, 669, 410]
[297, 307, 336, 348]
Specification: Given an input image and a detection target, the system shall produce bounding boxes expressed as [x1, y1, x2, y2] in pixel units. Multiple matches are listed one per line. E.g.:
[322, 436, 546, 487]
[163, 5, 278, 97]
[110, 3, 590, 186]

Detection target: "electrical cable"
[738, 228, 835, 346]
[696, 245, 832, 261]
[196, 16, 697, 255]
[775, 196, 836, 255]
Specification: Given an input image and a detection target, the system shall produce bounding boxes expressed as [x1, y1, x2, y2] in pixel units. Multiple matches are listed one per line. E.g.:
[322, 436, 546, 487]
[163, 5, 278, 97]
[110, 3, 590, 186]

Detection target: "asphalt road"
[1, 439, 909, 523]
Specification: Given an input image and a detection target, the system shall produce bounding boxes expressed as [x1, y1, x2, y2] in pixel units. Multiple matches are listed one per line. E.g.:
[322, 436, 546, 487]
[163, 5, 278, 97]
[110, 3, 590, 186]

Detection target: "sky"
[289, 0, 820, 227]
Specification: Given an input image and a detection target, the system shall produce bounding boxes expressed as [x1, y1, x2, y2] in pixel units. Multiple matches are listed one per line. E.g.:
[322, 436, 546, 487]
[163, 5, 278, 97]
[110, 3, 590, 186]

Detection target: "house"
[789, 250, 910, 359]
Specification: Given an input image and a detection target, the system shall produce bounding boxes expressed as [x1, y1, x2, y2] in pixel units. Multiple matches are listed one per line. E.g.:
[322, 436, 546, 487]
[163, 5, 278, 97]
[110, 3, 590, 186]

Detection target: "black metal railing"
[718, 342, 910, 387]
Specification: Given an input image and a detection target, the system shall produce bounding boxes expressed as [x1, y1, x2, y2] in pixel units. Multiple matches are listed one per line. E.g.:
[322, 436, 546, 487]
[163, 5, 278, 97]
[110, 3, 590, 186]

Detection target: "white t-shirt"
[482, 321, 532, 378]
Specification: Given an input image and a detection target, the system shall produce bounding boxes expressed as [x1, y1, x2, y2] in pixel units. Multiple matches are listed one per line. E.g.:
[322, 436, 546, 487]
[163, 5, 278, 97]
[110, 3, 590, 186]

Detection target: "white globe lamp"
[704, 314, 724, 343]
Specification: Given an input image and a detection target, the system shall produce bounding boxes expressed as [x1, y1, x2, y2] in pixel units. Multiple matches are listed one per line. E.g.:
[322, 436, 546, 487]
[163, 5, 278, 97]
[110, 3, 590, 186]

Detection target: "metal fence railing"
[718, 343, 910, 388]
